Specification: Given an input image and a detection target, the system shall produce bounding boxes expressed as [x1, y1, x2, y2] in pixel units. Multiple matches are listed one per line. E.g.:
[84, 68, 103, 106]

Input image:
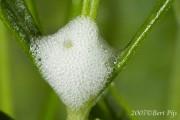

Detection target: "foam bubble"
[30, 16, 115, 109]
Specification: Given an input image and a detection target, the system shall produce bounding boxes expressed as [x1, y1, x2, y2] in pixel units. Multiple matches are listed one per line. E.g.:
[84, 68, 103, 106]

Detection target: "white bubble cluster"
[30, 16, 114, 109]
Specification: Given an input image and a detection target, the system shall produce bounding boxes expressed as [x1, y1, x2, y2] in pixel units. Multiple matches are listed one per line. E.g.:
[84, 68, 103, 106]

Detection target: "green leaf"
[0, 0, 41, 51]
[25, 0, 42, 31]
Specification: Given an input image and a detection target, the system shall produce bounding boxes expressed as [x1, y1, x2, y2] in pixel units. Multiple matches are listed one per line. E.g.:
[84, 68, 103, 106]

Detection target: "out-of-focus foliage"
[0, 111, 14, 120]
[0, 0, 179, 120]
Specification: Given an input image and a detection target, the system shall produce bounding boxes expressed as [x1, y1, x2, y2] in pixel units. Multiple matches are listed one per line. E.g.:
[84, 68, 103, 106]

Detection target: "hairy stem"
[115, 0, 173, 73]
[0, 0, 41, 52]
[25, 0, 42, 31]
[107, 0, 173, 85]
[96, 0, 174, 106]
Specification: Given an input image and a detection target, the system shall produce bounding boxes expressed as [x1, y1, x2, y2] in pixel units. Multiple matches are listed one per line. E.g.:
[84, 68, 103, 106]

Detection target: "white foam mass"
[30, 16, 114, 109]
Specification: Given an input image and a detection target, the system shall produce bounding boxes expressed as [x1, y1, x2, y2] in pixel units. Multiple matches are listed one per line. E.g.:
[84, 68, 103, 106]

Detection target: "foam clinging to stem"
[30, 16, 114, 109]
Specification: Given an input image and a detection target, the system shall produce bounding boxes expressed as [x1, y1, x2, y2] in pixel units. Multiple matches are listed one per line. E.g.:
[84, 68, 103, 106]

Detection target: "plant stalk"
[81, 0, 90, 16]
[89, 0, 100, 19]
[81, 0, 100, 20]
[0, 0, 41, 53]
[67, 108, 89, 120]
[115, 0, 173, 73]
[96, 0, 174, 106]
[66, 97, 96, 120]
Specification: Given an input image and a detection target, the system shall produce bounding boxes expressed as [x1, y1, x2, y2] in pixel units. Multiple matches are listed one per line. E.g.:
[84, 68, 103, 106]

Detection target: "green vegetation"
[0, 0, 179, 120]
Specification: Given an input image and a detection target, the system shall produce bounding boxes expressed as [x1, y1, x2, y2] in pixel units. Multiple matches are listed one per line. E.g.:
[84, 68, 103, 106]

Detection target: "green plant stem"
[0, 0, 41, 118]
[0, 22, 14, 117]
[0, 0, 41, 52]
[81, 0, 100, 20]
[67, 109, 89, 120]
[89, 0, 100, 19]
[25, 0, 38, 21]
[25, 0, 42, 31]
[105, 0, 173, 86]
[67, 102, 94, 120]
[115, 0, 173, 73]
[66, 97, 95, 120]
[79, 0, 174, 119]
[96, 0, 173, 106]
[81, 0, 90, 16]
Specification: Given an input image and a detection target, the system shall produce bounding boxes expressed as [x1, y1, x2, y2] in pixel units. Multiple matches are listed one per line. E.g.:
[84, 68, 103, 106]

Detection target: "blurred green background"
[0, 0, 179, 120]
